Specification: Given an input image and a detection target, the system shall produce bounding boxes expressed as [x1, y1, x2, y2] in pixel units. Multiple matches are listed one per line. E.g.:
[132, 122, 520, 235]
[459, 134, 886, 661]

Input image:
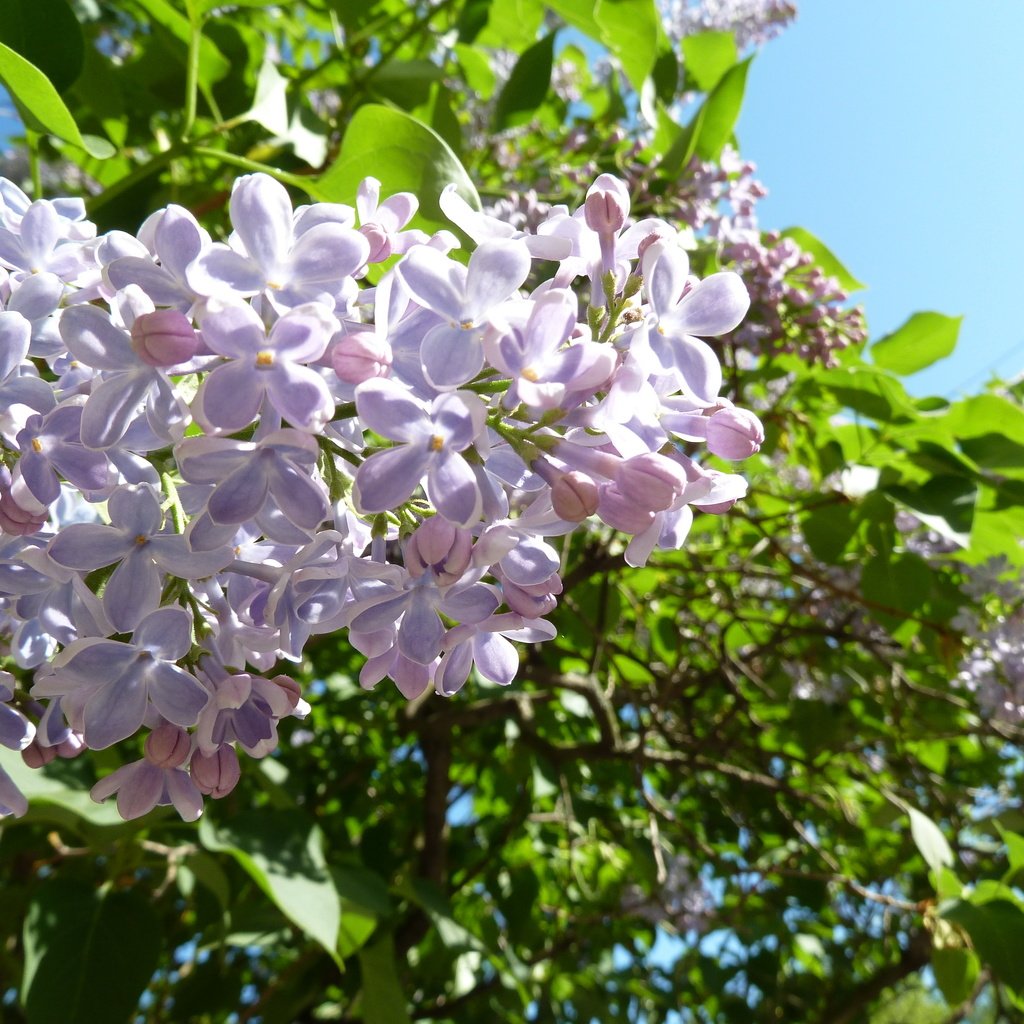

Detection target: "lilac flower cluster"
[0, 171, 761, 821]
[659, 0, 798, 50]
[487, 148, 866, 366]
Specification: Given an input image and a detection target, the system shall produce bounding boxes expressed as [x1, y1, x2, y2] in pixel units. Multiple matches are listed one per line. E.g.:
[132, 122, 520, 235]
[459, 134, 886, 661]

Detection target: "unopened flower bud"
[22, 739, 57, 769]
[597, 483, 658, 534]
[191, 745, 241, 798]
[706, 407, 764, 460]
[616, 453, 688, 512]
[405, 517, 473, 584]
[144, 722, 192, 769]
[551, 471, 599, 522]
[271, 674, 304, 712]
[56, 733, 86, 759]
[584, 174, 629, 234]
[332, 330, 392, 384]
[359, 223, 392, 263]
[130, 309, 199, 367]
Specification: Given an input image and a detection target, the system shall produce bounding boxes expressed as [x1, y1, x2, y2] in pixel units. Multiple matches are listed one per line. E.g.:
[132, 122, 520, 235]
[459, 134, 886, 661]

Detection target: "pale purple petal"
[265, 363, 334, 430]
[84, 670, 148, 748]
[207, 457, 270, 523]
[81, 370, 155, 449]
[427, 450, 481, 527]
[165, 770, 204, 821]
[48, 523, 131, 570]
[355, 444, 429, 512]
[474, 631, 519, 686]
[267, 458, 327, 530]
[288, 223, 369, 283]
[672, 272, 750, 336]
[355, 378, 429, 443]
[60, 304, 134, 370]
[133, 606, 193, 659]
[116, 764, 164, 819]
[198, 360, 263, 431]
[104, 549, 162, 632]
[145, 661, 209, 726]
[396, 245, 465, 320]
[463, 239, 531, 323]
[398, 587, 443, 664]
[231, 174, 293, 272]
[421, 324, 484, 390]
[188, 246, 265, 296]
[197, 299, 265, 358]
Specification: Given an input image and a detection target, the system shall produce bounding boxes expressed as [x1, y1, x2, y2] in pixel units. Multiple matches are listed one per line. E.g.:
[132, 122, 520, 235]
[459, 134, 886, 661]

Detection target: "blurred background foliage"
[2, 1, 1024, 1021]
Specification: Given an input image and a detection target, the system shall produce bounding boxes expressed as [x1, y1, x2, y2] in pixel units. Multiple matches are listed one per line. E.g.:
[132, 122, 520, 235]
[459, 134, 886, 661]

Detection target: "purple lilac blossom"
[0, 167, 768, 823]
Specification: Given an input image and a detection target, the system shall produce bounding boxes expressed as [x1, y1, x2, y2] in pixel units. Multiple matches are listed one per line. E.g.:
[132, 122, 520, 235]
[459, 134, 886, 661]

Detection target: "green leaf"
[23, 880, 161, 1024]
[316, 104, 480, 235]
[871, 311, 962, 375]
[199, 810, 343, 967]
[907, 805, 956, 877]
[479, 0, 545, 49]
[493, 32, 556, 130]
[692, 57, 751, 161]
[0, 0, 83, 94]
[358, 935, 413, 1024]
[861, 553, 932, 625]
[801, 502, 859, 563]
[779, 226, 866, 292]
[932, 945, 979, 1006]
[595, 0, 660, 91]
[131, 0, 231, 87]
[0, 748, 125, 829]
[884, 475, 977, 547]
[941, 898, 1024, 992]
[454, 43, 497, 100]
[0, 43, 113, 158]
[681, 31, 737, 91]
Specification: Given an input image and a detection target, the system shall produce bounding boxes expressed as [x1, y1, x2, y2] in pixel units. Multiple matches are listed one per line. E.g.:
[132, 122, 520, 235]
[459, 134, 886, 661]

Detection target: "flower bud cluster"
[0, 170, 760, 820]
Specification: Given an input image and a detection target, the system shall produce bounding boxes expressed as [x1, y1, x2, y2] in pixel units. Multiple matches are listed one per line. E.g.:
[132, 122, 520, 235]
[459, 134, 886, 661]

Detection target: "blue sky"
[736, 0, 1024, 397]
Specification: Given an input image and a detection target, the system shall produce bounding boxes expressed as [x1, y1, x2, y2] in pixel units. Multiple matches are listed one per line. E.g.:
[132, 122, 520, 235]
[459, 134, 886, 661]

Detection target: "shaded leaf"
[200, 810, 342, 966]
[23, 880, 160, 1024]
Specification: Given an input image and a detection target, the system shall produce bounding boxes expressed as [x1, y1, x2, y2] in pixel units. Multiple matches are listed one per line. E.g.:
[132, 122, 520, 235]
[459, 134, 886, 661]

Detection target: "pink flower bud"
[144, 722, 192, 769]
[130, 309, 199, 367]
[597, 483, 658, 534]
[332, 330, 392, 384]
[359, 222, 392, 263]
[22, 739, 57, 769]
[616, 453, 688, 512]
[0, 470, 47, 535]
[551, 471, 599, 522]
[705, 407, 764, 460]
[584, 174, 629, 234]
[271, 674, 303, 712]
[405, 517, 473, 584]
[191, 745, 241, 798]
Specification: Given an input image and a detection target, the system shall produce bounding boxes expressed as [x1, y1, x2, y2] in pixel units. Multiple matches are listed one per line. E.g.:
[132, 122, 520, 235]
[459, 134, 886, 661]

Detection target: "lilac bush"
[0, 171, 762, 821]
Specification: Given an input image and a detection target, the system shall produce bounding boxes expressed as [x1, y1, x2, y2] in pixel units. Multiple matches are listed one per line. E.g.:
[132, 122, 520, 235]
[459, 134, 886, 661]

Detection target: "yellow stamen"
[521, 367, 539, 382]
[256, 351, 274, 367]
[135, 534, 148, 546]
[460, 320, 474, 330]
[31, 438, 43, 453]
[430, 435, 444, 452]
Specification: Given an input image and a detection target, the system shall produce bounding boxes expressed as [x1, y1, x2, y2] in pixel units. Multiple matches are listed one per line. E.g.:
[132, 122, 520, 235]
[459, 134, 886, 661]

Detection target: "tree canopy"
[1, 2, 1023, 1023]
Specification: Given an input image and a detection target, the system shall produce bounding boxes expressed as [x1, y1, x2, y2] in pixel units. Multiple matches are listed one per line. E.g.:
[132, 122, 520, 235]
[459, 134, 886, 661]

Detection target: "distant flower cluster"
[0, 172, 762, 820]
[660, 0, 798, 50]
